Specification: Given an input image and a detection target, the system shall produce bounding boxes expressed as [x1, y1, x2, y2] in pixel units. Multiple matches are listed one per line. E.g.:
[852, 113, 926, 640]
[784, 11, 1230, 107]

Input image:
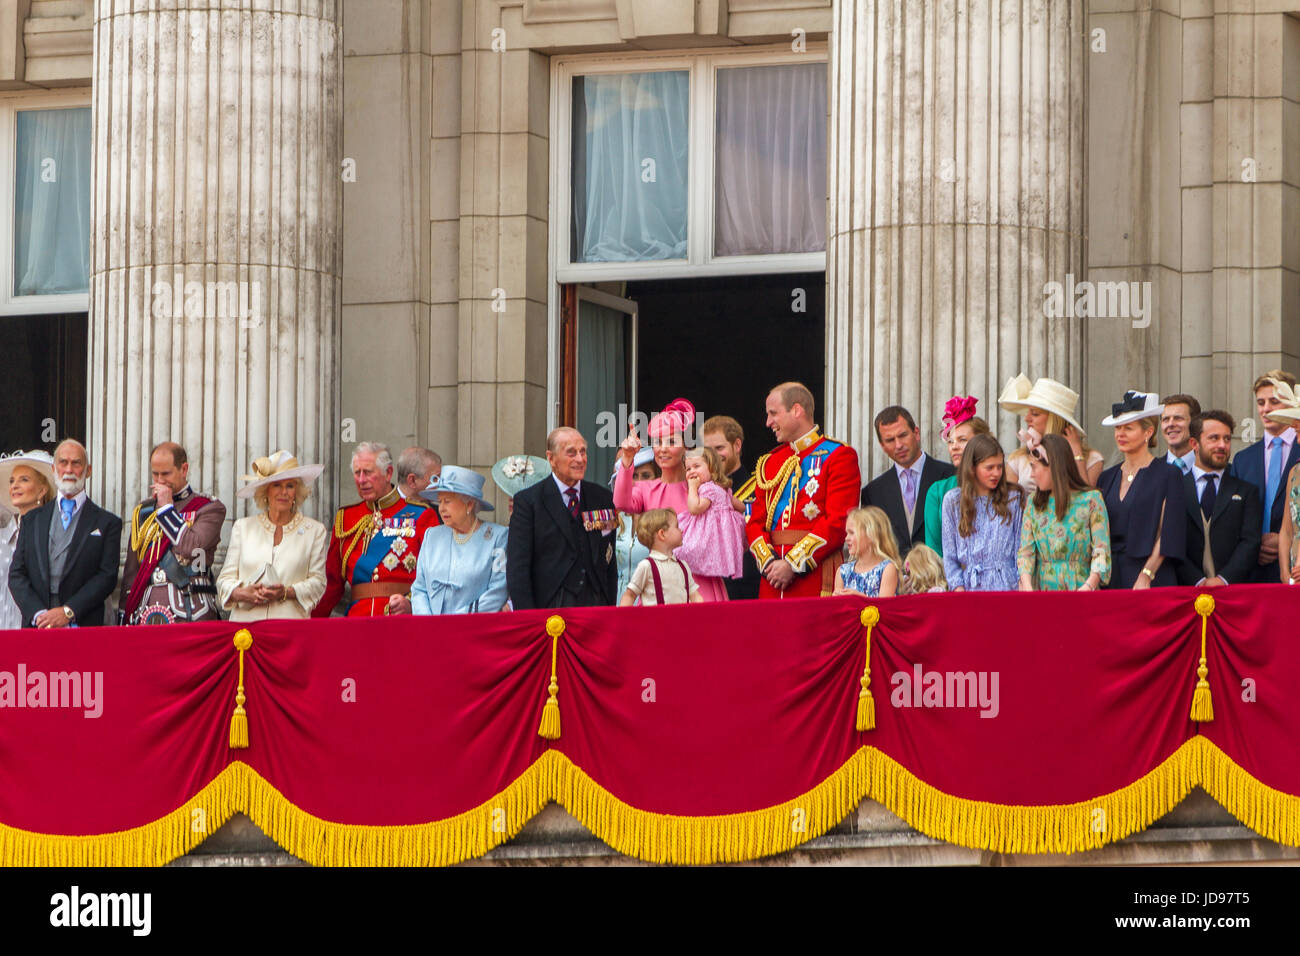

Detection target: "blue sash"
[351, 503, 424, 584]
[769, 439, 842, 525]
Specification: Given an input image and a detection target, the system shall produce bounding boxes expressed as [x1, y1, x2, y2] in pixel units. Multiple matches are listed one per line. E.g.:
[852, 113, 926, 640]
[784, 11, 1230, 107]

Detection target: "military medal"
[152, 567, 167, 586]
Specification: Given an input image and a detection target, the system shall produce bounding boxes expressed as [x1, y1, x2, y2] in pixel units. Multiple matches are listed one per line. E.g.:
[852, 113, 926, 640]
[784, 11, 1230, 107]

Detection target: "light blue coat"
[411, 522, 510, 615]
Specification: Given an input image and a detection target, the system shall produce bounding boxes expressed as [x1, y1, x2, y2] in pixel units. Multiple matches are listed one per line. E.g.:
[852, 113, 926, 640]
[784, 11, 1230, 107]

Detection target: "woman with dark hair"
[1017, 434, 1112, 591]
[1096, 391, 1187, 589]
[940, 434, 1024, 591]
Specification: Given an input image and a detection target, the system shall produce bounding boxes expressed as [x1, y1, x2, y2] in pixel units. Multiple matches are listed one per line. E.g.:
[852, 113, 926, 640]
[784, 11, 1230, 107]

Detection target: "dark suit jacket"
[1230, 435, 1300, 582]
[506, 477, 617, 609]
[724, 466, 760, 600]
[860, 454, 955, 557]
[1176, 471, 1261, 586]
[8, 498, 123, 627]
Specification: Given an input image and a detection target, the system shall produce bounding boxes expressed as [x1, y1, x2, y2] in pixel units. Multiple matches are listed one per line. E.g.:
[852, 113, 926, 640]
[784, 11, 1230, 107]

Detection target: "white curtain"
[572, 71, 689, 263]
[714, 63, 827, 257]
[14, 107, 92, 296]
[577, 299, 628, 486]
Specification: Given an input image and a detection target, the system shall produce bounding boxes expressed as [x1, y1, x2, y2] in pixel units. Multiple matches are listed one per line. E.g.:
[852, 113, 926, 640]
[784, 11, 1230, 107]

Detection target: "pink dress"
[675, 482, 745, 587]
[613, 466, 729, 602]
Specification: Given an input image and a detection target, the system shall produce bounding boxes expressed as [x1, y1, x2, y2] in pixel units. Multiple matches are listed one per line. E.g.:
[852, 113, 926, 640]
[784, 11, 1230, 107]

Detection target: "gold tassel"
[1191, 594, 1214, 722]
[538, 615, 565, 740]
[856, 606, 880, 732]
[230, 629, 253, 749]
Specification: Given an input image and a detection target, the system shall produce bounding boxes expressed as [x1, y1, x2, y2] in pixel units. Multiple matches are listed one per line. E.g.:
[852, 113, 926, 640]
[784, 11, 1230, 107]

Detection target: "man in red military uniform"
[313, 441, 440, 617]
[747, 382, 861, 599]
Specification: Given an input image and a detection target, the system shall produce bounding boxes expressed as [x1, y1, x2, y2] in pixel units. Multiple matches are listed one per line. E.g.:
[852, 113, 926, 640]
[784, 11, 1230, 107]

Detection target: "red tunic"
[745, 429, 861, 599]
[314, 488, 441, 617]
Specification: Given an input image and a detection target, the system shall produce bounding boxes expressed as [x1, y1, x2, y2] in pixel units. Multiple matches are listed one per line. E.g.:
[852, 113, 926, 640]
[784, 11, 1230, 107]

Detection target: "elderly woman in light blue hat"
[411, 465, 510, 615]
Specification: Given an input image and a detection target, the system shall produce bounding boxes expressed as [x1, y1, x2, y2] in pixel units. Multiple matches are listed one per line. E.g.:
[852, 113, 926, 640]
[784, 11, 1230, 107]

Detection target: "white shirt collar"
[1190, 462, 1224, 484]
[552, 473, 579, 497]
[1167, 449, 1195, 468]
[58, 489, 88, 515]
[894, 452, 926, 481]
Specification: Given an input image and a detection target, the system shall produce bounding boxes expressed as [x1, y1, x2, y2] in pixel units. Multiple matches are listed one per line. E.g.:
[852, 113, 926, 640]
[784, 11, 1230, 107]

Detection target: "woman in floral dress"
[1017, 434, 1112, 591]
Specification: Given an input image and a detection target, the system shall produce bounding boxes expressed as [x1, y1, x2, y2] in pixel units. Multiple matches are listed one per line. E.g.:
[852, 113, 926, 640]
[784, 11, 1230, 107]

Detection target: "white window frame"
[551, 44, 829, 285]
[0, 89, 92, 315]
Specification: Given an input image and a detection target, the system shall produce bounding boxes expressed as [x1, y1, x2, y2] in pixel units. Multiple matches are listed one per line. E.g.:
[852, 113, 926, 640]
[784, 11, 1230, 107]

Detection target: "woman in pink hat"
[614, 398, 728, 601]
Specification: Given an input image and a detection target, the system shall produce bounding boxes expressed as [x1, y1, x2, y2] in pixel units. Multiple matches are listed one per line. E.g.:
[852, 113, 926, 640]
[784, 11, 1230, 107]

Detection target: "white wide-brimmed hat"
[420, 464, 495, 511]
[0, 449, 56, 515]
[1101, 390, 1165, 427]
[1260, 379, 1300, 425]
[237, 450, 325, 499]
[999, 374, 1087, 436]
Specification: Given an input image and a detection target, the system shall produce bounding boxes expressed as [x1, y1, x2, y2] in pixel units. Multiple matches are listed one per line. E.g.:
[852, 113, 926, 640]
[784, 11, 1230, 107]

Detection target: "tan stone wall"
[1085, 1, 1300, 450]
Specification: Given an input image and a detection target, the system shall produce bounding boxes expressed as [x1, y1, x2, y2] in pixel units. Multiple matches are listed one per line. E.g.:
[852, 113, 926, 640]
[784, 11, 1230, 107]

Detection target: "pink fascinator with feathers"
[648, 398, 696, 440]
[940, 396, 979, 441]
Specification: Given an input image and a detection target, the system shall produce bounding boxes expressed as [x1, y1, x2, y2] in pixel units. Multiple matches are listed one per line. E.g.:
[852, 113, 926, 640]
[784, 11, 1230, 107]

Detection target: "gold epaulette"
[733, 472, 758, 503]
[129, 502, 163, 559]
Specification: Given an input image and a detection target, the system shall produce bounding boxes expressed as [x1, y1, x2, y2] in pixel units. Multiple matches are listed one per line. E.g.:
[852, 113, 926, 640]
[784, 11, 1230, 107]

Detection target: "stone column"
[87, 0, 342, 522]
[827, 0, 1085, 470]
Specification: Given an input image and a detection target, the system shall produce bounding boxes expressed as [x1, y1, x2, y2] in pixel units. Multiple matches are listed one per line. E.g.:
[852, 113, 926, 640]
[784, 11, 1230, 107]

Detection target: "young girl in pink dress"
[674, 447, 744, 602]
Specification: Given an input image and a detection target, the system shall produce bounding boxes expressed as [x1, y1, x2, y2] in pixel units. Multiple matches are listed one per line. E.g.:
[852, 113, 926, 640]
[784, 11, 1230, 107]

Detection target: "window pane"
[714, 63, 827, 257]
[571, 71, 689, 263]
[576, 298, 630, 486]
[14, 107, 92, 296]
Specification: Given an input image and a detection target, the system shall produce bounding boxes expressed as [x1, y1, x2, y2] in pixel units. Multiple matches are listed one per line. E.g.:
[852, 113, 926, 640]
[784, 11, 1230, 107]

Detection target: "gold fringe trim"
[5, 738, 1299, 866]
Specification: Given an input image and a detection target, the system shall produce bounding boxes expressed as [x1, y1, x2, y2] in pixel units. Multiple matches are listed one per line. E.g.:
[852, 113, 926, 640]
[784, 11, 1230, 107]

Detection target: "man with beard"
[7, 439, 123, 628]
[1177, 411, 1262, 587]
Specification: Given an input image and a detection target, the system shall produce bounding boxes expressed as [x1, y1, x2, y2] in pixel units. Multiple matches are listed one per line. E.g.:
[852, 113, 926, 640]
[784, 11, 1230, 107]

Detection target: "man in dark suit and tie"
[1228, 370, 1300, 582]
[506, 427, 618, 609]
[8, 439, 123, 628]
[1177, 412, 1261, 587]
[860, 406, 955, 558]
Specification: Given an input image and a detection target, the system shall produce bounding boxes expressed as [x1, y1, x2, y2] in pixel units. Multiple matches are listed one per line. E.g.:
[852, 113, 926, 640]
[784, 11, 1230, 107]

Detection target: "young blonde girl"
[674, 446, 746, 602]
[833, 506, 900, 598]
[900, 543, 947, 594]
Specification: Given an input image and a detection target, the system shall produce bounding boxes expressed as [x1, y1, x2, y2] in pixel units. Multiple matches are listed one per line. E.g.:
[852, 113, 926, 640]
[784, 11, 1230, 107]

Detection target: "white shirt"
[56, 490, 88, 520]
[1189, 463, 1228, 586]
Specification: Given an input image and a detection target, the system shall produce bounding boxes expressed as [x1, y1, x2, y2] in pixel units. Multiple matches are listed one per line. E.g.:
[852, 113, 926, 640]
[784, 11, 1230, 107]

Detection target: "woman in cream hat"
[0, 450, 57, 630]
[411, 465, 510, 615]
[1266, 383, 1300, 583]
[999, 374, 1104, 491]
[216, 451, 329, 621]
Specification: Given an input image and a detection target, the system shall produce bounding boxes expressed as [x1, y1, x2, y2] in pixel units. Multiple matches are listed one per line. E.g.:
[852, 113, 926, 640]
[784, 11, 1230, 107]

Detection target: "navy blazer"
[7, 498, 123, 627]
[1230, 434, 1300, 534]
[505, 477, 617, 609]
[1176, 471, 1262, 585]
[1096, 458, 1187, 564]
[860, 453, 955, 557]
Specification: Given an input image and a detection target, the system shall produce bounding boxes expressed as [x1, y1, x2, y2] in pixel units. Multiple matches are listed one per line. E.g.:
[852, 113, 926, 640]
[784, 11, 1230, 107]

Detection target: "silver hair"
[396, 446, 442, 487]
[351, 441, 393, 473]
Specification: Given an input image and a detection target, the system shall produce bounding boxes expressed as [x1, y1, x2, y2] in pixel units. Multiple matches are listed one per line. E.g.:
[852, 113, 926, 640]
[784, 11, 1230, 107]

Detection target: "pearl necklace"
[452, 519, 480, 545]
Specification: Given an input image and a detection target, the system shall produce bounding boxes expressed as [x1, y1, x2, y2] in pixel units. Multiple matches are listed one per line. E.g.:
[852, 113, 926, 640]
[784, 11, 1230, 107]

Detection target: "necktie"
[902, 469, 917, 514]
[566, 487, 580, 519]
[1176, 456, 1190, 475]
[1265, 437, 1284, 534]
[59, 497, 75, 529]
[1200, 474, 1217, 520]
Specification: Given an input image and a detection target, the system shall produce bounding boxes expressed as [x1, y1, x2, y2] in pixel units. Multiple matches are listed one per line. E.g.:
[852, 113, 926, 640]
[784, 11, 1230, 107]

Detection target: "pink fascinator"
[1019, 426, 1048, 466]
[648, 398, 696, 440]
[940, 396, 979, 440]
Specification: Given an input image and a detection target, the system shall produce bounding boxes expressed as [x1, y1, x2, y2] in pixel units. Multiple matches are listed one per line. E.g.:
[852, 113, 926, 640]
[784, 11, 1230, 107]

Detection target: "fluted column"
[827, 0, 1085, 470]
[88, 0, 342, 521]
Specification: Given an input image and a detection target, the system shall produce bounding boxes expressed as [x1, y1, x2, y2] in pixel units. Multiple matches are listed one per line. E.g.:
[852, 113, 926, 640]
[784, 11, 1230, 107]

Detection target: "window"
[0, 95, 92, 314]
[553, 47, 828, 282]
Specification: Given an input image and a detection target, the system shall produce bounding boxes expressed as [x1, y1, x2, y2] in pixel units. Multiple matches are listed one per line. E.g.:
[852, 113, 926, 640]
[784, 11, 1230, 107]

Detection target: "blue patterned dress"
[838, 558, 894, 597]
[940, 488, 1025, 591]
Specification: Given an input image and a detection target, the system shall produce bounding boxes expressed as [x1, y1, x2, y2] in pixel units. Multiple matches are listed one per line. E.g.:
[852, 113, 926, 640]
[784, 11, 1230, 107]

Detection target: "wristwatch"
[62, 605, 75, 622]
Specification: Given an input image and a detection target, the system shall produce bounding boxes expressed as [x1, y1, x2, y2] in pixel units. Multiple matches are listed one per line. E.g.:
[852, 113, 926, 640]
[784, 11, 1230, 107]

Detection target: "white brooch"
[502, 456, 535, 479]
[802, 502, 821, 520]
[382, 552, 400, 571]
[804, 477, 820, 497]
[391, 537, 408, 556]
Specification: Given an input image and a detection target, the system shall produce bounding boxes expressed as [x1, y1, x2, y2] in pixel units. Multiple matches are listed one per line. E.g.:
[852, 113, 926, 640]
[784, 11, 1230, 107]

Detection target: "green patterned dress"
[1017, 489, 1112, 591]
